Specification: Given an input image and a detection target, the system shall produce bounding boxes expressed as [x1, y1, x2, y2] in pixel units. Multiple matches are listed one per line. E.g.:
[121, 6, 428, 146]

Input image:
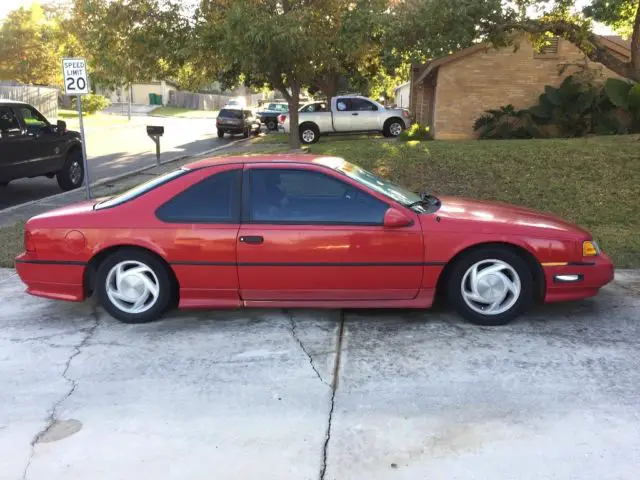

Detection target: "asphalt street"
[1, 268, 638, 480]
[0, 116, 228, 210]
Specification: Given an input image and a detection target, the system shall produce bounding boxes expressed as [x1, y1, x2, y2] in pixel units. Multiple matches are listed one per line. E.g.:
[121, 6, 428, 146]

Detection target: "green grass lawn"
[57, 109, 130, 127]
[149, 106, 219, 118]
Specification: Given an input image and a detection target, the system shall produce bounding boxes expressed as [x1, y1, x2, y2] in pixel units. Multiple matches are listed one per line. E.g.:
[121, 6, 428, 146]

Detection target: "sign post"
[62, 57, 91, 199]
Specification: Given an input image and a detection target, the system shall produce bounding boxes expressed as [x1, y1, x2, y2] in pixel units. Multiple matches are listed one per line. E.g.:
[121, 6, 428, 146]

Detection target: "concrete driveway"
[1, 268, 638, 480]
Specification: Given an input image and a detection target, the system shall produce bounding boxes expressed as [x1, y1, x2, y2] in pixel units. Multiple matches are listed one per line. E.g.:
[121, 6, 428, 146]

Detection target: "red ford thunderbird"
[15, 154, 614, 326]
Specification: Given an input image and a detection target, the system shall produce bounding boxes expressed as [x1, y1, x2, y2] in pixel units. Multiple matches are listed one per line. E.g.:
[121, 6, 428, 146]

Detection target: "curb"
[0, 139, 245, 216]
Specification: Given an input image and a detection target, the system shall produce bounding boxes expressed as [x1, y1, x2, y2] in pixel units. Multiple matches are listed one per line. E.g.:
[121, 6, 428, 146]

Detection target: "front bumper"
[543, 253, 614, 303]
[15, 253, 86, 302]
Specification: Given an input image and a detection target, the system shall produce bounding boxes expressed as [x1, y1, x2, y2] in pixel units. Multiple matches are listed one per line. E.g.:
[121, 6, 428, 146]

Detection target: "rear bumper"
[15, 253, 86, 302]
[543, 253, 614, 303]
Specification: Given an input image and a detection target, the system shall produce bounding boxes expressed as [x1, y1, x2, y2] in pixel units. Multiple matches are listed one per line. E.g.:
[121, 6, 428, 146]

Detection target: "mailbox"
[146, 125, 164, 136]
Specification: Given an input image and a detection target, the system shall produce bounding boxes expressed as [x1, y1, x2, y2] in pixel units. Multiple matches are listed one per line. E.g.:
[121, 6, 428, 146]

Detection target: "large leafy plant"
[604, 78, 640, 132]
[473, 104, 540, 139]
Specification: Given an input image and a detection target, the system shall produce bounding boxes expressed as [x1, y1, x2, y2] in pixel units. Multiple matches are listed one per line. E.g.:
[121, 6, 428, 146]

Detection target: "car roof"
[185, 154, 340, 170]
[0, 99, 29, 105]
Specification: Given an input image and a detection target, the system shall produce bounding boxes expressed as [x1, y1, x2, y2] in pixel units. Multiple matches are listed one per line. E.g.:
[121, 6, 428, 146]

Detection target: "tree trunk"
[278, 82, 301, 150]
[631, 0, 640, 80]
[288, 82, 301, 150]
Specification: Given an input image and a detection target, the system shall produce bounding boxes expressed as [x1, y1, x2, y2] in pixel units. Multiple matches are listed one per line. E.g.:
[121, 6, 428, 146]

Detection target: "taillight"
[402, 110, 409, 118]
[216, 118, 221, 125]
[278, 114, 287, 124]
[24, 230, 36, 253]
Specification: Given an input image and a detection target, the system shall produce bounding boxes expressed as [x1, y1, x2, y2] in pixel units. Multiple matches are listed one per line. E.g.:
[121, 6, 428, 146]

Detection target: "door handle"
[351, 113, 359, 116]
[239, 236, 264, 244]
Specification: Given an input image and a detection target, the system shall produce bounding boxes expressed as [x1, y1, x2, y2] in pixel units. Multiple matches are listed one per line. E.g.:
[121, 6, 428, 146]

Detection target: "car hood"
[433, 196, 590, 236]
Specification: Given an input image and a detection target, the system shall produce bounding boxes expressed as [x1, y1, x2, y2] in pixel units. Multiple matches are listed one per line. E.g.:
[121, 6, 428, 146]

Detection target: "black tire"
[95, 249, 173, 324]
[243, 127, 250, 138]
[56, 149, 84, 191]
[299, 123, 320, 144]
[446, 247, 533, 326]
[266, 119, 277, 131]
[383, 118, 405, 138]
[217, 130, 225, 138]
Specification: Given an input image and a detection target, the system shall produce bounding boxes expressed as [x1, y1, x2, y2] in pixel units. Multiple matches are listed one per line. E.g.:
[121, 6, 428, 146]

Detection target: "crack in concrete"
[320, 311, 345, 480]
[22, 308, 100, 480]
[285, 310, 331, 387]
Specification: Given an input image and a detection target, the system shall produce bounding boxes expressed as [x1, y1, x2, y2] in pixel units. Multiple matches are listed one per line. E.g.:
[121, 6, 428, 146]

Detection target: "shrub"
[71, 94, 111, 115]
[473, 104, 540, 139]
[398, 122, 433, 141]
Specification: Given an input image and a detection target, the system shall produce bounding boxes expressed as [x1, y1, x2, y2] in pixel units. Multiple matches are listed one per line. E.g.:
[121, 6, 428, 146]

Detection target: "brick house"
[409, 35, 631, 139]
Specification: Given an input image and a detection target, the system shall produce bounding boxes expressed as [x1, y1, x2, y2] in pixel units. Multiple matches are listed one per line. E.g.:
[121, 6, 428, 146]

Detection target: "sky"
[0, 0, 617, 35]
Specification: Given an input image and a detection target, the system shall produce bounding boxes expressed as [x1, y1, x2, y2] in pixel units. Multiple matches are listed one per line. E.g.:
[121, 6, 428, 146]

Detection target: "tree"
[0, 3, 62, 86]
[73, 0, 189, 118]
[486, 0, 640, 82]
[195, 0, 351, 149]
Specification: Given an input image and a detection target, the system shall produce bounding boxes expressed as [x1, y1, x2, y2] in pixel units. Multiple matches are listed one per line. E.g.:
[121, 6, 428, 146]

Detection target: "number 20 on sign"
[61, 57, 92, 199]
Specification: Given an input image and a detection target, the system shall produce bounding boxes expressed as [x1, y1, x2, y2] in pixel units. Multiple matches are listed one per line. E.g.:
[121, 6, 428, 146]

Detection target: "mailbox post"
[147, 125, 165, 165]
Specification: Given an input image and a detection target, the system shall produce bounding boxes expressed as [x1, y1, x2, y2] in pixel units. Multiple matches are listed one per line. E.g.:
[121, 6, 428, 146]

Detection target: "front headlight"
[582, 240, 600, 257]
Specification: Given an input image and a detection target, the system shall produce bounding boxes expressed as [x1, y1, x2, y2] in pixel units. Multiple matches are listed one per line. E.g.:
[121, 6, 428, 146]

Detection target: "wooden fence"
[0, 85, 58, 118]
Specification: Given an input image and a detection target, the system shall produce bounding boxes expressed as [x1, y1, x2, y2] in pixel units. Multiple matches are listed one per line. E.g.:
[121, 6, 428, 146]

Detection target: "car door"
[344, 98, 381, 131]
[15, 104, 64, 175]
[0, 106, 30, 181]
[153, 165, 242, 306]
[236, 164, 424, 301]
[331, 97, 355, 131]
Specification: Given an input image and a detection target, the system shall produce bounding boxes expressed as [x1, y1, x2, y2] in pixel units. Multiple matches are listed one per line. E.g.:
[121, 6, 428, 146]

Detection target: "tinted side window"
[19, 106, 49, 127]
[156, 169, 241, 223]
[0, 107, 20, 134]
[347, 98, 378, 111]
[250, 169, 388, 225]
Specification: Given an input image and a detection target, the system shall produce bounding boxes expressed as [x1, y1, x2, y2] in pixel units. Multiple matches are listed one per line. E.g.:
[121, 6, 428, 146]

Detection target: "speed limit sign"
[62, 58, 89, 95]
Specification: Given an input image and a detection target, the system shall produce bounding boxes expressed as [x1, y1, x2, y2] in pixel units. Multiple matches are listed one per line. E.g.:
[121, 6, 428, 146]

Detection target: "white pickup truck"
[281, 95, 411, 144]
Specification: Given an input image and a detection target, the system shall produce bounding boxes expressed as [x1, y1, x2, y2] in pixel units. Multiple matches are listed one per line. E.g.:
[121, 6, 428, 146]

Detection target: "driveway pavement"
[0, 116, 227, 210]
[1, 268, 639, 480]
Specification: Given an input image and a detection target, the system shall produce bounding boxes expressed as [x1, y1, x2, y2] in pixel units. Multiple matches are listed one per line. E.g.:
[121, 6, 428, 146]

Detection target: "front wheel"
[447, 248, 533, 326]
[56, 149, 84, 191]
[96, 249, 173, 324]
[383, 119, 405, 138]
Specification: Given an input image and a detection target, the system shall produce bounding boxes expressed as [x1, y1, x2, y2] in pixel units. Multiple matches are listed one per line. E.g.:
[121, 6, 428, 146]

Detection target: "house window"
[534, 37, 560, 59]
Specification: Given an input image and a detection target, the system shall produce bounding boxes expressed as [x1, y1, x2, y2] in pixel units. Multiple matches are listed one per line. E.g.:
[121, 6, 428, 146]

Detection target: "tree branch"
[492, 18, 636, 81]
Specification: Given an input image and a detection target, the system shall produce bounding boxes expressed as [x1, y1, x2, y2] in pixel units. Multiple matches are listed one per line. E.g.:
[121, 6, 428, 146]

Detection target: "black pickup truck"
[257, 102, 289, 130]
[0, 100, 84, 191]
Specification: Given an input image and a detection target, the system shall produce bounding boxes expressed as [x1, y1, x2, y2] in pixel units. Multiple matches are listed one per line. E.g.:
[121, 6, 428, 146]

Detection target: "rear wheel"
[217, 130, 225, 138]
[447, 248, 533, 326]
[96, 249, 173, 324]
[299, 123, 319, 144]
[56, 149, 84, 191]
[266, 119, 277, 130]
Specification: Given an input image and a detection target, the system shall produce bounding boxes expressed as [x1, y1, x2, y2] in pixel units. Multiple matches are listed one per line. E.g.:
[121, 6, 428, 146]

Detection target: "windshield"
[314, 157, 423, 209]
[219, 109, 243, 118]
[95, 168, 187, 210]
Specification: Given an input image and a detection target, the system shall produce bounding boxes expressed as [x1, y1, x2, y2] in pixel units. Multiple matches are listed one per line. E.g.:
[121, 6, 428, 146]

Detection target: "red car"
[15, 154, 614, 326]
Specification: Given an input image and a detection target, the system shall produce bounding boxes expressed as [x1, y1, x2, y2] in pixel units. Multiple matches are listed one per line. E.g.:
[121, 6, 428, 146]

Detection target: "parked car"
[224, 97, 246, 108]
[277, 101, 330, 131]
[15, 154, 613, 326]
[281, 95, 411, 144]
[257, 102, 289, 131]
[0, 100, 84, 191]
[216, 108, 260, 138]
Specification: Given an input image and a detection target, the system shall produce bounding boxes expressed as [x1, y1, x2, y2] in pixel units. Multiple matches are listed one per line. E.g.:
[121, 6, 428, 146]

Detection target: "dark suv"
[216, 108, 260, 138]
[0, 100, 84, 191]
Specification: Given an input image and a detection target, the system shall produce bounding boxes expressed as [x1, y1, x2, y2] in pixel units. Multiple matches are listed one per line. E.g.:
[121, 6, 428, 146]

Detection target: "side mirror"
[56, 120, 67, 134]
[383, 207, 413, 228]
